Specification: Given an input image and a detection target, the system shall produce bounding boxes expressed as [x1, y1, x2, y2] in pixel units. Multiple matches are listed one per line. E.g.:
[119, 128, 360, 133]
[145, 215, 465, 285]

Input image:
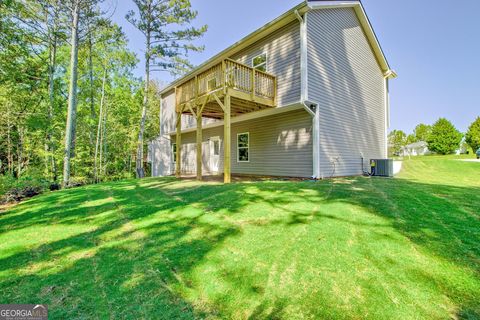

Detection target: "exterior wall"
[168, 109, 313, 177]
[160, 89, 176, 136]
[148, 136, 173, 177]
[306, 8, 387, 177]
[231, 20, 301, 107]
[160, 90, 219, 136]
[159, 20, 302, 139]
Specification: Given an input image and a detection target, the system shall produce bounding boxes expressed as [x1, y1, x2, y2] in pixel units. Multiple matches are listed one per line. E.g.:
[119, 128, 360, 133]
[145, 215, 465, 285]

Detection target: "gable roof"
[160, 0, 395, 96]
[404, 141, 428, 149]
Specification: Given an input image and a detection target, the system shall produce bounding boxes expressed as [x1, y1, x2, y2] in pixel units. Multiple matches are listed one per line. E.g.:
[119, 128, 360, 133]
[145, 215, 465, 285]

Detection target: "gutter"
[382, 69, 397, 157]
[295, 8, 321, 179]
[159, 2, 309, 96]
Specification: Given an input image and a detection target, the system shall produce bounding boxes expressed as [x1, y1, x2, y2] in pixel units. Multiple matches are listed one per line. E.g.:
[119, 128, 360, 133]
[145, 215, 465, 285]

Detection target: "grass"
[0, 156, 479, 319]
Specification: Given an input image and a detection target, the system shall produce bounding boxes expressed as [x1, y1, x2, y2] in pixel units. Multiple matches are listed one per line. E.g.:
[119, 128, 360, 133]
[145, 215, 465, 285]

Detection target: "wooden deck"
[174, 59, 278, 183]
[175, 59, 277, 119]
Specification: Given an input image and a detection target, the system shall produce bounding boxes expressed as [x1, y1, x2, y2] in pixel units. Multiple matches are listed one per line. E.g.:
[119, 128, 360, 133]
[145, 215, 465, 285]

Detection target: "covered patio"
[174, 59, 278, 183]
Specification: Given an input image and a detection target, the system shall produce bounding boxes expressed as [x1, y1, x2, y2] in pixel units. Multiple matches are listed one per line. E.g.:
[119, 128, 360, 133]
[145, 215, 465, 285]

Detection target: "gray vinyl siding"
[160, 90, 220, 137]
[231, 20, 301, 107]
[174, 109, 313, 177]
[148, 136, 174, 177]
[306, 8, 386, 177]
[160, 90, 176, 136]
[160, 20, 301, 137]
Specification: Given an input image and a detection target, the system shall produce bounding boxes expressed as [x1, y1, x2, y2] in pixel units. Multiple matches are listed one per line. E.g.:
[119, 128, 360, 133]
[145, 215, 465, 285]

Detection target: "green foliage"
[0, 175, 50, 203]
[126, 0, 207, 75]
[406, 134, 416, 145]
[465, 117, 480, 152]
[413, 123, 432, 142]
[1, 157, 479, 318]
[427, 118, 463, 155]
[0, 1, 169, 186]
[388, 129, 406, 155]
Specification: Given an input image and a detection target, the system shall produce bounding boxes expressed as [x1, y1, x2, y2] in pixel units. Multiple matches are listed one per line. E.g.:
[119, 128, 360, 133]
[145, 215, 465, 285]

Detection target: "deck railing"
[176, 59, 277, 108]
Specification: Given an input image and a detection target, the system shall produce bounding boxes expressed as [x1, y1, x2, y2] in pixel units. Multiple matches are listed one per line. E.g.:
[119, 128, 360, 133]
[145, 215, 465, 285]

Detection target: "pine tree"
[126, 0, 207, 178]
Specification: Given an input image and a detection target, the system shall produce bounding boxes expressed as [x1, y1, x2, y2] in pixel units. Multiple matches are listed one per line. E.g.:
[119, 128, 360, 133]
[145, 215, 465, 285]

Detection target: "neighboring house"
[148, 0, 397, 182]
[400, 141, 430, 157]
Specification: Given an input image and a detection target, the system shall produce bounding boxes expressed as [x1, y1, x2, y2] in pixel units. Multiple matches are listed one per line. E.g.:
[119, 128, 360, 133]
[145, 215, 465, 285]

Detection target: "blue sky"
[106, 0, 480, 134]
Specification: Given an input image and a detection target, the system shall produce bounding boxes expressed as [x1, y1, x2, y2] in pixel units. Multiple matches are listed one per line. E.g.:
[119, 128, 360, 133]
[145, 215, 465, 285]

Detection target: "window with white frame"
[237, 132, 249, 162]
[252, 53, 267, 72]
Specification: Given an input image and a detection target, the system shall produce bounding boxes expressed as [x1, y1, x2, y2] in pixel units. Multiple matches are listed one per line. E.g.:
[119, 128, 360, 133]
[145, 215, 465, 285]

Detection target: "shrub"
[427, 118, 463, 155]
[0, 176, 51, 204]
[465, 117, 480, 152]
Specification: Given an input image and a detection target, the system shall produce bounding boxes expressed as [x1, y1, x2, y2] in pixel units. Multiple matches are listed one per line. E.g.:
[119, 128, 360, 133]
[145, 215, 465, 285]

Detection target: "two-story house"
[148, 0, 397, 183]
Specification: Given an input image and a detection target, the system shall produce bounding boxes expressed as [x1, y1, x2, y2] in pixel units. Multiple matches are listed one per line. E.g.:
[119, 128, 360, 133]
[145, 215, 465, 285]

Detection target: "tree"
[413, 123, 431, 142]
[427, 118, 463, 155]
[388, 130, 407, 155]
[62, 0, 104, 187]
[465, 117, 480, 152]
[406, 134, 416, 145]
[126, 0, 207, 178]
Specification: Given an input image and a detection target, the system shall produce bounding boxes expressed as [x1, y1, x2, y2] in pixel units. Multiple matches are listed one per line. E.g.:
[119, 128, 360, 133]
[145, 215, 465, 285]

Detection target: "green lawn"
[1, 157, 479, 319]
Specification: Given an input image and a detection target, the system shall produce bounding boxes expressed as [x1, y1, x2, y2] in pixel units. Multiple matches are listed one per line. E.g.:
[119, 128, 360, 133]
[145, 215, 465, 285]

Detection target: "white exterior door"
[210, 136, 220, 173]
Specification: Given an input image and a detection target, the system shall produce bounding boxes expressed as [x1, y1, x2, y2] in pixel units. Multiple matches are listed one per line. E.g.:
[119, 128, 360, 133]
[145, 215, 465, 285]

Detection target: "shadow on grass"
[0, 176, 479, 318]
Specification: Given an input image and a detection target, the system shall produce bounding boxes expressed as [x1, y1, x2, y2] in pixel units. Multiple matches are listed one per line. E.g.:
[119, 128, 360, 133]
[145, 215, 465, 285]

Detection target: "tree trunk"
[47, 10, 58, 182]
[6, 109, 13, 175]
[136, 29, 150, 179]
[94, 67, 107, 182]
[17, 127, 23, 178]
[102, 98, 108, 177]
[63, 1, 80, 187]
[88, 32, 96, 147]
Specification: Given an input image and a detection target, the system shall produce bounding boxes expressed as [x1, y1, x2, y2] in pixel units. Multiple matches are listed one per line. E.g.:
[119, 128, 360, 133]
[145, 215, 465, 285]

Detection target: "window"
[213, 139, 220, 156]
[207, 78, 217, 91]
[252, 53, 267, 72]
[172, 143, 177, 163]
[237, 132, 249, 162]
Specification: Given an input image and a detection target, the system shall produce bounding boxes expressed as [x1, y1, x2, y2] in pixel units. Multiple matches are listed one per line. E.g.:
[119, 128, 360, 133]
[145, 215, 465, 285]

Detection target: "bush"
[0, 176, 51, 204]
[427, 118, 463, 155]
[465, 117, 480, 152]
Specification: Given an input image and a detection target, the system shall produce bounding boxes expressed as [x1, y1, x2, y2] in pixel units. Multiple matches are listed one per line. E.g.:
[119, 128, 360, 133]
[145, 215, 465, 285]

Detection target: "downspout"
[383, 70, 397, 158]
[296, 9, 321, 179]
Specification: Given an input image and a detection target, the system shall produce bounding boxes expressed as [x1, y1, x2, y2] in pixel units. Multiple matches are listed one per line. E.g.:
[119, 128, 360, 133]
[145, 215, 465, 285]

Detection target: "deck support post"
[196, 109, 203, 181]
[223, 94, 231, 183]
[175, 112, 182, 178]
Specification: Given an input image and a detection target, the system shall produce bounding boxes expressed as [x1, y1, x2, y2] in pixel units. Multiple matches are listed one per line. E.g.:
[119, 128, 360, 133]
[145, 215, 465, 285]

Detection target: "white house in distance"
[148, 0, 397, 182]
[400, 141, 430, 157]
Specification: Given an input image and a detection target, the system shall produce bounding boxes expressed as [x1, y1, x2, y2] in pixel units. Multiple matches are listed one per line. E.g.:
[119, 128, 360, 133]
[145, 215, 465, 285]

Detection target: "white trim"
[252, 52, 268, 72]
[167, 103, 304, 136]
[308, 1, 393, 74]
[313, 106, 320, 179]
[383, 76, 390, 158]
[160, 0, 395, 96]
[210, 136, 221, 172]
[296, 10, 308, 102]
[236, 132, 250, 163]
[160, 2, 309, 95]
[304, 12, 309, 101]
[300, 100, 320, 179]
[308, 1, 359, 9]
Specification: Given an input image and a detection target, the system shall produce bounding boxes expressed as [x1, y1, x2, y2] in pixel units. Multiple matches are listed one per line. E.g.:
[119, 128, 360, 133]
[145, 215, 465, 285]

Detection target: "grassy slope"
[0, 157, 479, 319]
